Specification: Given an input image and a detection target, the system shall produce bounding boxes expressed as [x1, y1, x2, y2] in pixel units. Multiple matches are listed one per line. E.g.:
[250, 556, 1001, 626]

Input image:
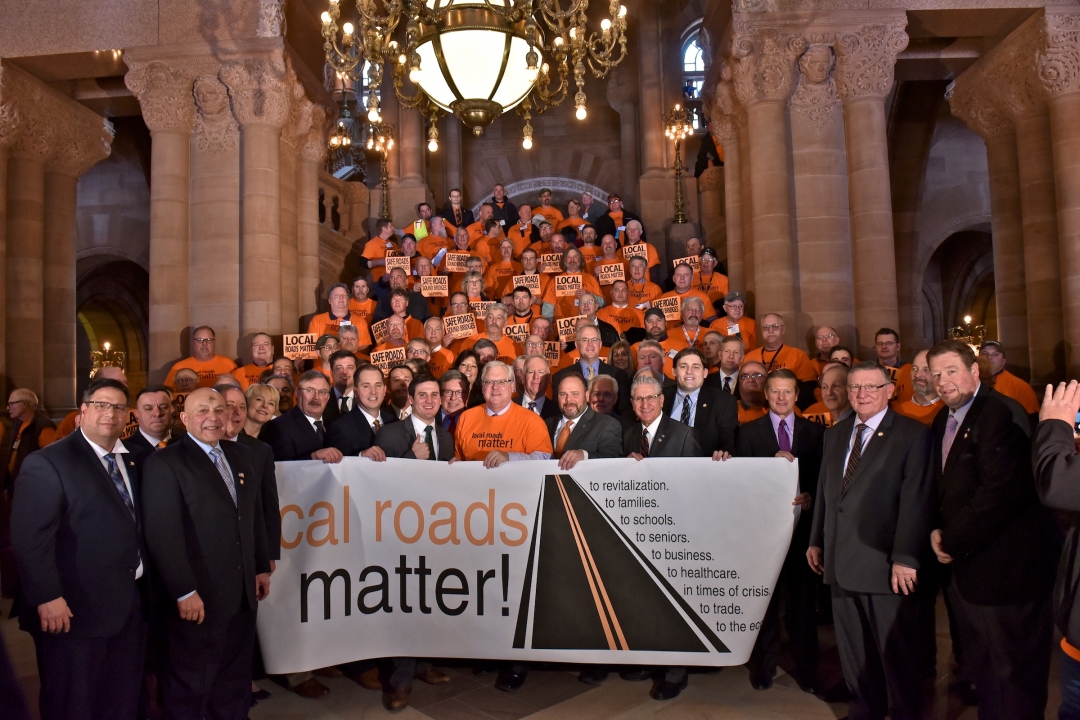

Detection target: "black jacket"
[593, 209, 644, 243]
[488, 198, 517, 228]
[324, 405, 397, 456]
[514, 394, 560, 422]
[11, 431, 145, 637]
[934, 386, 1060, 605]
[259, 406, 326, 462]
[810, 408, 934, 595]
[552, 361, 631, 416]
[622, 416, 701, 457]
[376, 417, 455, 460]
[1, 412, 56, 492]
[322, 388, 356, 427]
[546, 407, 624, 459]
[142, 435, 270, 627]
[373, 290, 430, 323]
[440, 203, 475, 230]
[663, 384, 739, 455]
[737, 414, 825, 554]
[1034, 418, 1080, 645]
[236, 431, 282, 561]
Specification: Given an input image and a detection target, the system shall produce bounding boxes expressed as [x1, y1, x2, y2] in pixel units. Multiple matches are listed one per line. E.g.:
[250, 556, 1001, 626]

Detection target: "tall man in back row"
[808, 361, 934, 719]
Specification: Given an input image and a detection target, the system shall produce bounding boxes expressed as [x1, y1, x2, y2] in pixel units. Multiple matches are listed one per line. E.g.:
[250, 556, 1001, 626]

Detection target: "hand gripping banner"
[257, 457, 798, 674]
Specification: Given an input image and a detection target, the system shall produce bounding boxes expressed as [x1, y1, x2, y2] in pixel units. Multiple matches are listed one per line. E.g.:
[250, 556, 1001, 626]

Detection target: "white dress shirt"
[410, 414, 439, 458]
[844, 406, 888, 470]
[83, 430, 143, 580]
[640, 415, 663, 452]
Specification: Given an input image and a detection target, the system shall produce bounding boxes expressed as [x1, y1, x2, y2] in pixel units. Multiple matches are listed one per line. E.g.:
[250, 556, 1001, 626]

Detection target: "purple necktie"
[942, 414, 958, 469]
[778, 418, 791, 453]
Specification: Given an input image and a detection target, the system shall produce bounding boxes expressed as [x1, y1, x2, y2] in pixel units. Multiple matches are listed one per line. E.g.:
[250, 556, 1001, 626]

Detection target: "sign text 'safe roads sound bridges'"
[257, 457, 799, 673]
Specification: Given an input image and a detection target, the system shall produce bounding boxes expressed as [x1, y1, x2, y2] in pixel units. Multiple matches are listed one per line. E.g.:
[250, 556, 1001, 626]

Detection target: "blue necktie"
[209, 447, 238, 506]
[104, 454, 136, 522]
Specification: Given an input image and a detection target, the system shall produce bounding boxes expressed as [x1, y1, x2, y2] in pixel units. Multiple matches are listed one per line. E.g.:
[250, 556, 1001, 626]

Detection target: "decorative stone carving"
[732, 0, 774, 12]
[697, 165, 724, 191]
[124, 60, 196, 134]
[834, 22, 909, 102]
[281, 68, 308, 151]
[258, 0, 285, 38]
[48, 121, 114, 177]
[219, 57, 291, 129]
[301, 105, 328, 164]
[790, 43, 840, 131]
[1038, 10, 1080, 99]
[732, 23, 807, 106]
[0, 97, 24, 149]
[947, 81, 1013, 140]
[193, 75, 239, 155]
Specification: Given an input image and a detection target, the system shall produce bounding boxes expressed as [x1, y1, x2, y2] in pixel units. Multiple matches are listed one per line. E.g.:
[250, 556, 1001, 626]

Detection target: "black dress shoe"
[618, 668, 652, 682]
[818, 681, 853, 703]
[950, 679, 978, 706]
[649, 677, 687, 701]
[495, 668, 527, 692]
[795, 676, 818, 695]
[577, 668, 609, 684]
[749, 670, 773, 691]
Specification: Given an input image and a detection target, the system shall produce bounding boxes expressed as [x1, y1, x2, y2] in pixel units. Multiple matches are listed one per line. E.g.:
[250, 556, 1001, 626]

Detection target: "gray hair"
[587, 373, 618, 395]
[480, 360, 513, 383]
[630, 372, 663, 394]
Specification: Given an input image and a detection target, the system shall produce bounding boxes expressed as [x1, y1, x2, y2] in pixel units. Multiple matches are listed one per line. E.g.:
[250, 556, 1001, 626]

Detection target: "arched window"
[682, 27, 706, 132]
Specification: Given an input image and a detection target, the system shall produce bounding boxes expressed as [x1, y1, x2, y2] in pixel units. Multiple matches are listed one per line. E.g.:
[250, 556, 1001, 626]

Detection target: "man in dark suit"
[260, 370, 344, 464]
[516, 356, 560, 421]
[321, 350, 359, 427]
[125, 385, 176, 458]
[325, 364, 396, 458]
[439, 187, 475, 229]
[11, 378, 146, 720]
[809, 360, 934, 720]
[623, 372, 700, 701]
[663, 348, 738, 456]
[927, 340, 1059, 718]
[142, 387, 271, 720]
[553, 323, 631, 415]
[737, 369, 824, 692]
[549, 374, 623, 468]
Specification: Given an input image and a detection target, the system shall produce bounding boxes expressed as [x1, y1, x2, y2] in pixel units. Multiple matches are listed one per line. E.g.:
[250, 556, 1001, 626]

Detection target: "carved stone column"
[789, 43, 856, 347]
[733, 21, 807, 320]
[949, 83, 1029, 378]
[442, 116, 462, 201]
[0, 66, 27, 387]
[607, 64, 640, 208]
[1038, 8, 1080, 377]
[43, 125, 112, 413]
[711, 105, 744, 291]
[189, 72, 241, 358]
[279, 79, 309, 335]
[833, 19, 908, 352]
[737, 116, 756, 305]
[125, 59, 196, 379]
[221, 57, 291, 338]
[298, 107, 326, 319]
[638, 0, 666, 177]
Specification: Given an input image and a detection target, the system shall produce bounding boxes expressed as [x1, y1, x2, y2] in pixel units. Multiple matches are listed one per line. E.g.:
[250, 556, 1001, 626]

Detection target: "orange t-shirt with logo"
[164, 355, 238, 389]
[484, 260, 524, 298]
[453, 402, 554, 461]
[348, 298, 377, 328]
[231, 363, 271, 390]
[541, 273, 603, 320]
[363, 237, 401, 282]
[428, 347, 455, 378]
[597, 305, 644, 335]
[534, 205, 564, 226]
[708, 316, 757, 352]
[895, 398, 942, 426]
[744, 344, 817, 383]
[626, 279, 662, 307]
[692, 271, 729, 307]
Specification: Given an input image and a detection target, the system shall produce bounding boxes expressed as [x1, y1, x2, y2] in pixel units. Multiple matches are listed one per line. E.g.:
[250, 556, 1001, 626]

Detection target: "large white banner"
[257, 458, 798, 674]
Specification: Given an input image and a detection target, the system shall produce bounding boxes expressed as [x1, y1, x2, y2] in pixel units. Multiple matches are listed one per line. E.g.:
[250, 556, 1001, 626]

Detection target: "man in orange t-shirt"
[801, 362, 853, 427]
[597, 280, 644, 335]
[743, 313, 817, 409]
[362, 218, 401, 282]
[453, 360, 553, 464]
[809, 326, 841, 378]
[231, 333, 276, 389]
[309, 283, 373, 346]
[508, 205, 538, 257]
[516, 249, 551, 303]
[556, 199, 588, 240]
[692, 248, 729, 308]
[164, 326, 238, 388]
[466, 203, 498, 246]
[532, 188, 564, 226]
[349, 276, 378, 325]
[463, 304, 521, 364]
[708, 291, 756, 352]
[483, 237, 522, 298]
[895, 349, 943, 426]
[979, 340, 1039, 414]
[665, 297, 709, 352]
[424, 317, 455, 378]
[625, 255, 661, 308]
[373, 315, 409, 354]
[657, 263, 715, 324]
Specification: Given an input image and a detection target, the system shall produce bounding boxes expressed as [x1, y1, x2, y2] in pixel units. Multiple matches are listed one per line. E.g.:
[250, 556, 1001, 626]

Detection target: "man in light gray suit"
[808, 361, 934, 720]
[546, 374, 623, 469]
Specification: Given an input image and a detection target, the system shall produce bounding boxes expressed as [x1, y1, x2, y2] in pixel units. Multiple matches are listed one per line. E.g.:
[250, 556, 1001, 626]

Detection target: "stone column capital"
[280, 66, 309, 153]
[832, 20, 909, 103]
[301, 104, 328, 164]
[947, 80, 1013, 141]
[952, 12, 1049, 122]
[732, 20, 807, 107]
[47, 121, 114, 177]
[790, 43, 841, 131]
[0, 65, 28, 149]
[219, 57, 291, 129]
[1037, 8, 1080, 100]
[605, 63, 639, 113]
[124, 60, 196, 134]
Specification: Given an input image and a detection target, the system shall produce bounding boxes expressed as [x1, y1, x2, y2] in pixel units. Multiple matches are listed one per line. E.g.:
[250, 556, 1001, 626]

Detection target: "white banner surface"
[257, 458, 798, 674]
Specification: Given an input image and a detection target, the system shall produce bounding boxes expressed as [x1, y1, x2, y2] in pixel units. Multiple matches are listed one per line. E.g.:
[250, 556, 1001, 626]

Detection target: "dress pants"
[748, 547, 819, 684]
[33, 583, 146, 720]
[946, 583, 1052, 720]
[831, 585, 924, 720]
[382, 657, 433, 690]
[161, 604, 256, 720]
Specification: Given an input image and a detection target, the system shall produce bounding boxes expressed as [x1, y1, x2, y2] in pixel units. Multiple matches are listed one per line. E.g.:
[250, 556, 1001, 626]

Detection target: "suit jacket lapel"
[290, 408, 320, 443]
[757, 418, 780, 455]
[73, 433, 137, 525]
[567, 409, 593, 447]
[942, 394, 982, 478]
[651, 417, 671, 455]
[184, 436, 239, 507]
[846, 410, 894, 489]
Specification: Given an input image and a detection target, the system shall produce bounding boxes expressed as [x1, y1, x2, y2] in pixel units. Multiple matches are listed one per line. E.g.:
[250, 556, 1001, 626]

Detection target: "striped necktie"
[209, 447, 238, 506]
[640, 427, 650, 458]
[842, 423, 868, 493]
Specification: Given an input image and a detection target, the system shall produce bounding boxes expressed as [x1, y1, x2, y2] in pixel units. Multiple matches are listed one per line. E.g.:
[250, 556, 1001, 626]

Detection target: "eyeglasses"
[193, 338, 214, 344]
[299, 387, 331, 397]
[815, 333, 837, 341]
[761, 324, 783, 332]
[442, 389, 464, 398]
[740, 373, 765, 382]
[631, 392, 663, 404]
[6, 400, 25, 407]
[85, 400, 129, 414]
[482, 379, 514, 388]
[847, 382, 890, 393]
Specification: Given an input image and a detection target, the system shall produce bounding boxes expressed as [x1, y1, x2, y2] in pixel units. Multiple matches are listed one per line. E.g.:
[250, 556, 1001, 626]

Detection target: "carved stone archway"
[471, 176, 613, 217]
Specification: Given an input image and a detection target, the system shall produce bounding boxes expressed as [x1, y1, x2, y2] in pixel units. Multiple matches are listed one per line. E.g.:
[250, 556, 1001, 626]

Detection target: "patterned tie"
[373, 418, 382, 433]
[586, 365, 595, 381]
[723, 376, 732, 393]
[681, 395, 692, 425]
[399, 407, 410, 421]
[640, 427, 650, 458]
[313, 419, 325, 441]
[424, 425, 436, 460]
[156, 440, 167, 449]
[103, 454, 136, 521]
[942, 414, 959, 470]
[528, 401, 538, 414]
[209, 447, 237, 506]
[778, 418, 791, 453]
[842, 423, 869, 493]
[555, 420, 575, 458]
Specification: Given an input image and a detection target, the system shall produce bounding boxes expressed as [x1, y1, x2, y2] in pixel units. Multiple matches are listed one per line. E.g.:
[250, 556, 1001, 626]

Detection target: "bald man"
[2, 389, 56, 495]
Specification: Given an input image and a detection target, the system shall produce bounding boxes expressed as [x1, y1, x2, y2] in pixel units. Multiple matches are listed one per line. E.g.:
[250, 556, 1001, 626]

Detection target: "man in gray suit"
[625, 374, 701, 461]
[546, 374, 623, 469]
[375, 375, 455, 462]
[808, 361, 934, 720]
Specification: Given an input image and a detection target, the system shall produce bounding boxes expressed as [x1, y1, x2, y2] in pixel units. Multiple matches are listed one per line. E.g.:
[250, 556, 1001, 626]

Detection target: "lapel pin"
[877, 432, 884, 437]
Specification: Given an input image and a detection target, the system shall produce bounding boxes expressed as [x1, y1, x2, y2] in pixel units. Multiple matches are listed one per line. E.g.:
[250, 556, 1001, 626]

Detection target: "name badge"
[340, 319, 352, 327]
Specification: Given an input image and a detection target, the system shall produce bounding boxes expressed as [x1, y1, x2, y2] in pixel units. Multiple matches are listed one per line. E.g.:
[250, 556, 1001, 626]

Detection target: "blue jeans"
[1061, 648, 1080, 720]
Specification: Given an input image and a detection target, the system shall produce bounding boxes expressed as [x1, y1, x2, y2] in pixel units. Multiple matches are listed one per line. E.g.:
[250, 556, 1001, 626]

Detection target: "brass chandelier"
[320, 0, 629, 149]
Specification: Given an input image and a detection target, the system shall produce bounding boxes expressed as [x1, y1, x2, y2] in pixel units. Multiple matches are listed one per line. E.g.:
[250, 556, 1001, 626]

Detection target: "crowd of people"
[1, 186, 1079, 720]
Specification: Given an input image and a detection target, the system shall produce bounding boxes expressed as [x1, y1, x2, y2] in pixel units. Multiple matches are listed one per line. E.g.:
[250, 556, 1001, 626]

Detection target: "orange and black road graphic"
[513, 474, 728, 653]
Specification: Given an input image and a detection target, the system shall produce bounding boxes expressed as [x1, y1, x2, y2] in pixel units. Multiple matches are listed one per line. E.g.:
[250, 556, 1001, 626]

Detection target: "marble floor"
[1, 597, 1065, 719]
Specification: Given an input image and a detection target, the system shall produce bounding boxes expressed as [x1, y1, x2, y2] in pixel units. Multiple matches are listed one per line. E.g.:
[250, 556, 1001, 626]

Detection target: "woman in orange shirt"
[541, 247, 604, 320]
